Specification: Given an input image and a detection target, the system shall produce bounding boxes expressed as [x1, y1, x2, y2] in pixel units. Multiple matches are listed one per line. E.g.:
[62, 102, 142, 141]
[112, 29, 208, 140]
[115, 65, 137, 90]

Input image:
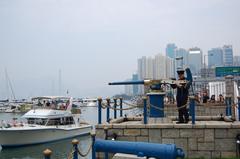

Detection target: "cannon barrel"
[109, 80, 147, 85]
[94, 139, 185, 159]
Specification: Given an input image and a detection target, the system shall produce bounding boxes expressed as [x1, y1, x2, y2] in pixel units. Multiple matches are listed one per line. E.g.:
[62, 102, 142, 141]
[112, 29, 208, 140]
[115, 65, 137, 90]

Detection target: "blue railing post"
[238, 96, 240, 121]
[114, 98, 117, 119]
[189, 96, 195, 124]
[225, 96, 232, 116]
[143, 96, 147, 124]
[98, 97, 102, 124]
[106, 98, 110, 123]
[43, 149, 52, 159]
[119, 97, 123, 117]
[91, 132, 96, 159]
[72, 139, 79, 159]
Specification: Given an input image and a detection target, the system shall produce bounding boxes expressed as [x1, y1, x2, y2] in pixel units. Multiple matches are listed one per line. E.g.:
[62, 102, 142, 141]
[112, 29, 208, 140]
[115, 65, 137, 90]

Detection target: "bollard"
[147, 92, 165, 117]
[143, 96, 147, 124]
[104, 127, 109, 159]
[72, 139, 79, 159]
[119, 97, 123, 117]
[189, 96, 195, 124]
[106, 98, 110, 123]
[98, 97, 102, 124]
[43, 149, 52, 159]
[225, 96, 232, 116]
[113, 98, 117, 119]
[91, 131, 96, 159]
[238, 97, 240, 121]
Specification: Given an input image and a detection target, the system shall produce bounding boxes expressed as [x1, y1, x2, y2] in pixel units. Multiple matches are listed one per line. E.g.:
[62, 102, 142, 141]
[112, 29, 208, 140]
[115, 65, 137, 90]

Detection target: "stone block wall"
[96, 122, 240, 159]
[164, 103, 226, 117]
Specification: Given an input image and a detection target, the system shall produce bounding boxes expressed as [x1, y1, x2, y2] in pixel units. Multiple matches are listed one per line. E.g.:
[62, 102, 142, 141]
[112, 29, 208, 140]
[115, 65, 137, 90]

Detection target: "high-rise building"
[137, 54, 175, 94]
[124, 79, 133, 95]
[175, 48, 189, 67]
[166, 56, 175, 78]
[146, 57, 154, 79]
[166, 43, 177, 59]
[223, 45, 233, 66]
[132, 73, 138, 95]
[188, 47, 203, 76]
[208, 48, 223, 68]
[233, 56, 240, 66]
[137, 56, 147, 80]
[154, 54, 167, 79]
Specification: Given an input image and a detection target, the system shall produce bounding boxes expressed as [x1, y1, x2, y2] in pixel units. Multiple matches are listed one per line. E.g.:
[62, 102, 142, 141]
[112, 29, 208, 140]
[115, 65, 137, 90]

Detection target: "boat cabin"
[22, 109, 76, 126]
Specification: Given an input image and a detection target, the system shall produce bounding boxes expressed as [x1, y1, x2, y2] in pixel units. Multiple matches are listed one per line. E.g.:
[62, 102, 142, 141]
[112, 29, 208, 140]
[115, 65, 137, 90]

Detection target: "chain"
[149, 102, 188, 111]
[98, 100, 142, 111]
[67, 149, 74, 159]
[122, 101, 139, 107]
[148, 103, 164, 111]
[77, 140, 93, 157]
[108, 104, 139, 110]
[100, 102, 108, 109]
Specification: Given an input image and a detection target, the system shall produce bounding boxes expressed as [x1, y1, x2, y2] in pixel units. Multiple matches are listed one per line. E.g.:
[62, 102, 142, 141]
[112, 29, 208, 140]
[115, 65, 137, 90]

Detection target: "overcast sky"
[0, 0, 240, 99]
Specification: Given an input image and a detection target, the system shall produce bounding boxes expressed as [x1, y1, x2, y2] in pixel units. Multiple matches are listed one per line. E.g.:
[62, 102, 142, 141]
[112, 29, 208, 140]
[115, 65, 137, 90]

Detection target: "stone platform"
[96, 116, 240, 159]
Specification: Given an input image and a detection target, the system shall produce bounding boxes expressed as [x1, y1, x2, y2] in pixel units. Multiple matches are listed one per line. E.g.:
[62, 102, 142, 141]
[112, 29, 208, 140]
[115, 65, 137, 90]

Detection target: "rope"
[77, 140, 93, 157]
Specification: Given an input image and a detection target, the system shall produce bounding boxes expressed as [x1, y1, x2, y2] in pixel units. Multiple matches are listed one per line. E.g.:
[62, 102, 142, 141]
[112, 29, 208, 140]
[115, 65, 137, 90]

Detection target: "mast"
[58, 69, 62, 96]
[5, 68, 16, 100]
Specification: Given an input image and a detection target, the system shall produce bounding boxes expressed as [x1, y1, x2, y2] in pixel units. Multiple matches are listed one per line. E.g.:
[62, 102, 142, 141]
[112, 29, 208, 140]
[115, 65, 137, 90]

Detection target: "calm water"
[0, 106, 141, 159]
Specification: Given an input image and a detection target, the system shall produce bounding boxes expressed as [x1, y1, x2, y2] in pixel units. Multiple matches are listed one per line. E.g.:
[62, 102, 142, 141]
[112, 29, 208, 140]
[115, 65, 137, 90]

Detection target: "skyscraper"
[233, 56, 240, 66]
[124, 79, 133, 95]
[132, 73, 138, 95]
[188, 47, 203, 76]
[166, 43, 177, 59]
[176, 48, 189, 67]
[154, 54, 167, 79]
[137, 56, 147, 80]
[137, 54, 175, 94]
[223, 45, 233, 66]
[146, 57, 154, 79]
[208, 48, 223, 68]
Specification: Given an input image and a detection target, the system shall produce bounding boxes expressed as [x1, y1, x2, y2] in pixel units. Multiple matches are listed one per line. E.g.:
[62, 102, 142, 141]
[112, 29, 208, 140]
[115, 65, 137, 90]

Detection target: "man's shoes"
[176, 121, 184, 124]
[185, 119, 189, 123]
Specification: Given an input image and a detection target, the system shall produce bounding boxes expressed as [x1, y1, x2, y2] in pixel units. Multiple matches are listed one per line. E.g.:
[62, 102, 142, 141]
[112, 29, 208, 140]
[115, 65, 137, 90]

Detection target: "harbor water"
[0, 105, 141, 159]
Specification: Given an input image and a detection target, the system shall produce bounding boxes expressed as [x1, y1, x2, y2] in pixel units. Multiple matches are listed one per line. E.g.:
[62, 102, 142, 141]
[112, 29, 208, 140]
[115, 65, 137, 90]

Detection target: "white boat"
[81, 98, 97, 107]
[0, 96, 92, 148]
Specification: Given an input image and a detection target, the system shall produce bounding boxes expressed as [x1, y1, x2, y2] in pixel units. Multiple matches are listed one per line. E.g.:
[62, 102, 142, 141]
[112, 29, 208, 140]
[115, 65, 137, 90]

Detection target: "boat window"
[66, 117, 74, 125]
[47, 118, 61, 126]
[44, 117, 74, 126]
[27, 118, 47, 125]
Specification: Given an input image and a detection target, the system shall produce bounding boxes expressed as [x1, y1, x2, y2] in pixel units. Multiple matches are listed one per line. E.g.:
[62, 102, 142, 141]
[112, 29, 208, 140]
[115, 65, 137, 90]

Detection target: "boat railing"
[0, 120, 24, 128]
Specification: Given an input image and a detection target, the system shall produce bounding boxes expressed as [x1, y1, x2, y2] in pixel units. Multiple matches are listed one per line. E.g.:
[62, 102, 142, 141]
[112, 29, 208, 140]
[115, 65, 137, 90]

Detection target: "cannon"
[94, 139, 185, 159]
[109, 79, 189, 91]
[109, 68, 193, 91]
[109, 68, 193, 117]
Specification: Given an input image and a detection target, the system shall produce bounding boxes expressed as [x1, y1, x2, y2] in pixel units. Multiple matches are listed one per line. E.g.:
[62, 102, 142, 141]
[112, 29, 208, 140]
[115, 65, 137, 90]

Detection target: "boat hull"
[0, 125, 92, 148]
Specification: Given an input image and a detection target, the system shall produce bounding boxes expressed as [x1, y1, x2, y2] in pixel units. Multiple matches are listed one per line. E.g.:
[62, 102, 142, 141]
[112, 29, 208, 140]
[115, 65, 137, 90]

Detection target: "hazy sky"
[0, 0, 240, 99]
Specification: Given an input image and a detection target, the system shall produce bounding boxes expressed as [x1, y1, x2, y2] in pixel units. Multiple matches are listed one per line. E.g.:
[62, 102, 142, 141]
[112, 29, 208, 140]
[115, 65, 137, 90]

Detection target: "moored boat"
[0, 97, 92, 148]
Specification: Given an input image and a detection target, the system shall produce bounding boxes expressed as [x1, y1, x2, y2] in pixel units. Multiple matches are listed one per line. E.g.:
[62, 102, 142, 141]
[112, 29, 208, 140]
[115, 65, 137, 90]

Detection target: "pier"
[94, 96, 240, 158]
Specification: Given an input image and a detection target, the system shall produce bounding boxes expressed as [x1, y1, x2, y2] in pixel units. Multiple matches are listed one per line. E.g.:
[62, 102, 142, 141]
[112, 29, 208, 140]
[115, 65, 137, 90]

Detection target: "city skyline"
[0, 0, 240, 99]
